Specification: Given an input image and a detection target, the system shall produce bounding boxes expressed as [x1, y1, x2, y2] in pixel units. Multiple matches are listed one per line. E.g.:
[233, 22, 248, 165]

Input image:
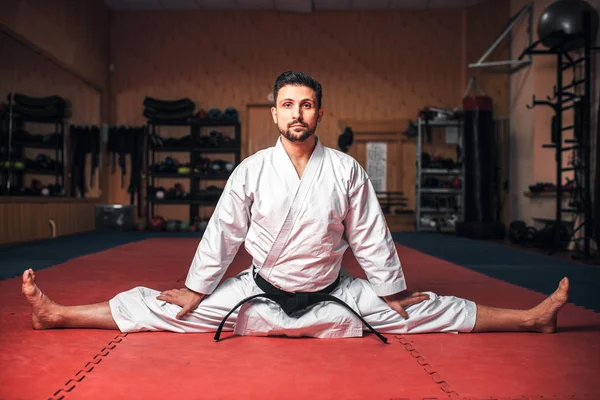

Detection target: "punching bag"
[595, 92, 600, 252]
[463, 95, 496, 223]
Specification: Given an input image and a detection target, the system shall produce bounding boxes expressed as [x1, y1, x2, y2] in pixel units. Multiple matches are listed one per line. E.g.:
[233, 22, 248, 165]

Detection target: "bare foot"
[21, 269, 63, 329]
[528, 277, 569, 333]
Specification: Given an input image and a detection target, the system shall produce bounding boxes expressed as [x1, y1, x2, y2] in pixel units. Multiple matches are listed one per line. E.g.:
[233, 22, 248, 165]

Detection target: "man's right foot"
[21, 269, 62, 329]
[527, 277, 569, 334]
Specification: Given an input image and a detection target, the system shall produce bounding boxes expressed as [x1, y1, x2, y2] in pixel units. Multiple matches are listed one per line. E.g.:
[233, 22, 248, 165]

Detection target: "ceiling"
[103, 0, 487, 12]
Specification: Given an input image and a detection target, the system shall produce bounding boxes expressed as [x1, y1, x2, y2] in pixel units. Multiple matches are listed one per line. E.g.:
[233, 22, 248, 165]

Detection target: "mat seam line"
[47, 332, 129, 400]
[394, 335, 597, 400]
[394, 334, 461, 399]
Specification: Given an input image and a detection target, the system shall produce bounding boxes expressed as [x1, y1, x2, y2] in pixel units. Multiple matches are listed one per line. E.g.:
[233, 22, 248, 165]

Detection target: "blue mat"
[0, 231, 202, 281]
[2, 231, 599, 313]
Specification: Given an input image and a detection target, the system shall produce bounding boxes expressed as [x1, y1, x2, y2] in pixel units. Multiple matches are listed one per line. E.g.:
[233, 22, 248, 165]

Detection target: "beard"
[279, 121, 316, 143]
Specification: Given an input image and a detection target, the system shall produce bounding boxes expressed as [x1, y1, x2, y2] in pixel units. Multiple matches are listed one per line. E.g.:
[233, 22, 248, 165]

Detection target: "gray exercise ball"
[537, 0, 599, 51]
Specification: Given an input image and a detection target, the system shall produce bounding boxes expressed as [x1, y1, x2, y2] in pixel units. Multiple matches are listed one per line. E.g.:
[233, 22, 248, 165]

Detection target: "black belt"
[214, 269, 388, 343]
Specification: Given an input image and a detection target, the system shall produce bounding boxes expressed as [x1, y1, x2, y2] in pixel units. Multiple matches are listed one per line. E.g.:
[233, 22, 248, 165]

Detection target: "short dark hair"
[273, 71, 322, 109]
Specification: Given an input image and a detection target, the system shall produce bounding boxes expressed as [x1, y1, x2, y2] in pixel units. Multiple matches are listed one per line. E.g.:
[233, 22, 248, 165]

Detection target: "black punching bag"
[463, 95, 496, 224]
[595, 92, 600, 252]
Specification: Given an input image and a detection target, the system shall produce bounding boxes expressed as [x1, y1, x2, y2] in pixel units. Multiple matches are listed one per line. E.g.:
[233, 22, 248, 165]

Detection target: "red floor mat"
[66, 334, 445, 400]
[1, 238, 599, 400]
[386, 245, 600, 399]
[0, 313, 121, 400]
[0, 239, 196, 400]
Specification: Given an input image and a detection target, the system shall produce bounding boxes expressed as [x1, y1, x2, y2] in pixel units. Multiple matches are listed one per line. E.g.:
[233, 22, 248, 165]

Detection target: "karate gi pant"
[109, 267, 477, 338]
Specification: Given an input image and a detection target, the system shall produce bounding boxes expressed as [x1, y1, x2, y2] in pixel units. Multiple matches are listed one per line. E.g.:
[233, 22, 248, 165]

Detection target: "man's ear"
[317, 108, 324, 123]
[271, 107, 277, 124]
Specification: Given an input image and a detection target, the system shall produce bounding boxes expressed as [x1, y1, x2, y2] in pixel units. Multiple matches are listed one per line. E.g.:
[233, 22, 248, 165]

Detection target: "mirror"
[0, 30, 102, 199]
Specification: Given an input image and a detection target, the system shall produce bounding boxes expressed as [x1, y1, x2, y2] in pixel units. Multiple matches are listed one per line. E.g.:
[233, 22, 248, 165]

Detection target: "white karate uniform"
[109, 137, 476, 337]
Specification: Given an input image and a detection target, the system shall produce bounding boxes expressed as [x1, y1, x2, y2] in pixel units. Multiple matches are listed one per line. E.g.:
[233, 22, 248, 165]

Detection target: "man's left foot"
[21, 268, 63, 329]
[527, 277, 569, 333]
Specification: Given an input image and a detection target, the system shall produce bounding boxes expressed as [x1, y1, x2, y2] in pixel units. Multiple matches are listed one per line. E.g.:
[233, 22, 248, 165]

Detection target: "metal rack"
[0, 108, 67, 197]
[145, 119, 241, 225]
[415, 118, 465, 232]
[519, 13, 599, 259]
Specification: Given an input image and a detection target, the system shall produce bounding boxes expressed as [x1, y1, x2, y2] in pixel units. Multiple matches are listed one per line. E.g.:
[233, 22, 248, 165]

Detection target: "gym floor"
[1, 231, 599, 399]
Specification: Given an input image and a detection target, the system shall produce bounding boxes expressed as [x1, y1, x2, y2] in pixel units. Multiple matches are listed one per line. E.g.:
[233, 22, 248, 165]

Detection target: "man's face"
[271, 84, 323, 143]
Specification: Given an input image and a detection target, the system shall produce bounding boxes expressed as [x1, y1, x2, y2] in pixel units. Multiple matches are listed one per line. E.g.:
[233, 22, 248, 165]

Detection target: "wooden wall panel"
[110, 10, 464, 129]
[107, 6, 510, 222]
[508, 0, 537, 223]
[465, 0, 511, 118]
[108, 9, 466, 220]
[247, 105, 280, 160]
[0, 0, 110, 90]
[0, 198, 96, 246]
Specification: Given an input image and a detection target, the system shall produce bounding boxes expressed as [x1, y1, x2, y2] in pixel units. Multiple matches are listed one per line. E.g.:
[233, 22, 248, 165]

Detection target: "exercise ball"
[537, 0, 599, 51]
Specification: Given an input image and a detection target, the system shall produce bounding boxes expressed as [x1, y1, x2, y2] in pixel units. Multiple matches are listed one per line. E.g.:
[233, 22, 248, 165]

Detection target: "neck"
[280, 135, 317, 164]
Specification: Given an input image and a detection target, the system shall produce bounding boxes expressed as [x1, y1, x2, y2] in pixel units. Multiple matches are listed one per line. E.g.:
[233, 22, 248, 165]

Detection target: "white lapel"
[273, 137, 301, 194]
[260, 136, 324, 272]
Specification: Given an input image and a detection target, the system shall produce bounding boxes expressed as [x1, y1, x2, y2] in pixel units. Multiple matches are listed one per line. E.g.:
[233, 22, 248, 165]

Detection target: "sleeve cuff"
[184, 276, 217, 296]
[369, 278, 407, 297]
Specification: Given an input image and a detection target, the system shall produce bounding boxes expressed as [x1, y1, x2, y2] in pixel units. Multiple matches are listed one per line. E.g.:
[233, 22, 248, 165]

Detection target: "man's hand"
[383, 290, 430, 319]
[157, 288, 206, 319]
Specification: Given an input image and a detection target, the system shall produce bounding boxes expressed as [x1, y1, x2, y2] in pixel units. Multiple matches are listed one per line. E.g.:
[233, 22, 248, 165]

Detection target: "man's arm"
[344, 170, 429, 318]
[344, 175, 407, 296]
[157, 167, 252, 319]
[184, 168, 252, 295]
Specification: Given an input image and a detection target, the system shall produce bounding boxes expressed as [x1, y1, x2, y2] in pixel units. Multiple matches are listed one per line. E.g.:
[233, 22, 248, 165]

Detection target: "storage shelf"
[146, 115, 242, 225]
[0, 108, 66, 197]
[418, 226, 457, 233]
[0, 168, 63, 176]
[420, 119, 462, 127]
[147, 119, 194, 127]
[12, 115, 66, 124]
[524, 190, 574, 198]
[193, 119, 240, 127]
[148, 119, 240, 127]
[150, 146, 238, 153]
[150, 172, 232, 180]
[415, 117, 465, 233]
[420, 208, 462, 213]
[24, 168, 62, 176]
[12, 142, 63, 150]
[0, 194, 89, 203]
[151, 199, 219, 206]
[421, 168, 461, 175]
[419, 188, 462, 194]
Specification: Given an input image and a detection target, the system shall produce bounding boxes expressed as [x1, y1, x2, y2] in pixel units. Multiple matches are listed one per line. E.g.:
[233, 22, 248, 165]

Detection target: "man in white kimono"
[21, 71, 568, 340]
